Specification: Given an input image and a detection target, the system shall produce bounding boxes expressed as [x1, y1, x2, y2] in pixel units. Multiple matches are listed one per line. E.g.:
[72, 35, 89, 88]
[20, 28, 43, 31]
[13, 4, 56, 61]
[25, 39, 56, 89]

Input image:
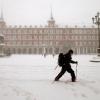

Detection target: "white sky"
[1, 0, 100, 26]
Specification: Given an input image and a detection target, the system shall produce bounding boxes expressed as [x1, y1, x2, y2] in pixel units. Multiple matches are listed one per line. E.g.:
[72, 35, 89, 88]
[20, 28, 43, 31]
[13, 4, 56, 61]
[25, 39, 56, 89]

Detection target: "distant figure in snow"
[55, 49, 78, 82]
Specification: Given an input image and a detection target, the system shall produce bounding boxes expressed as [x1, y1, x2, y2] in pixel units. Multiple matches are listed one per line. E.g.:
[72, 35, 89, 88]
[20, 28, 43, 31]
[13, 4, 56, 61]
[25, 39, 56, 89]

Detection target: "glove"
[76, 61, 78, 64]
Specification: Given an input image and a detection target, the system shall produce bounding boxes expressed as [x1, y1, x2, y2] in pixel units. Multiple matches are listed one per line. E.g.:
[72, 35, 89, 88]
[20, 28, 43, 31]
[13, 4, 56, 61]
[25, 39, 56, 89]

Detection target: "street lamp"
[92, 12, 100, 56]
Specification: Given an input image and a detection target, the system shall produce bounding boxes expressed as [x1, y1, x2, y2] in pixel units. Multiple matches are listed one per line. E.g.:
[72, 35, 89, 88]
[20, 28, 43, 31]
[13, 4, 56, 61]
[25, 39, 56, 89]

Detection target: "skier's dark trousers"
[55, 50, 78, 82]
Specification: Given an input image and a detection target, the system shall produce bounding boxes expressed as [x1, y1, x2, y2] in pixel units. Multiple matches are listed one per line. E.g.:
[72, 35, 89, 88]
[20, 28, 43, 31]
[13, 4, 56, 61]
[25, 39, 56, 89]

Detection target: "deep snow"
[0, 55, 100, 100]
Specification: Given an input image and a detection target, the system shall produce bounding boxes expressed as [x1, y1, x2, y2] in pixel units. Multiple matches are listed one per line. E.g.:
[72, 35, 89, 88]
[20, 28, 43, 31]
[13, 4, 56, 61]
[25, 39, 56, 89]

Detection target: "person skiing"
[55, 49, 78, 82]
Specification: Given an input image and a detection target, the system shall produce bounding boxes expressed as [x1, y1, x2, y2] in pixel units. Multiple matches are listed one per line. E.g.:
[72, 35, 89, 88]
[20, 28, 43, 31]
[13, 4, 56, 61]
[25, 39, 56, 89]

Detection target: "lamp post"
[92, 12, 100, 56]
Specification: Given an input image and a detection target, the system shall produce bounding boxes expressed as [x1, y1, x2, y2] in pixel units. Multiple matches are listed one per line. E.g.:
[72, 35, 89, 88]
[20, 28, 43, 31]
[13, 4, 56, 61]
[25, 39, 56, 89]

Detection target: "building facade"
[0, 14, 98, 55]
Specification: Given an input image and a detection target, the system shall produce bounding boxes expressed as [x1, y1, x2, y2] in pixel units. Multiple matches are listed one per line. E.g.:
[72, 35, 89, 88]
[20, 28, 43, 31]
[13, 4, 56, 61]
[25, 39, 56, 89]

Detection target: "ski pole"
[76, 63, 78, 80]
[54, 65, 58, 70]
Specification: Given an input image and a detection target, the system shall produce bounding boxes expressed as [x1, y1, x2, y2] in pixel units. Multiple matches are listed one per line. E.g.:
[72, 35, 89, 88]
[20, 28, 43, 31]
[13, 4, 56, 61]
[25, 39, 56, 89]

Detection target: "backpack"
[58, 53, 65, 66]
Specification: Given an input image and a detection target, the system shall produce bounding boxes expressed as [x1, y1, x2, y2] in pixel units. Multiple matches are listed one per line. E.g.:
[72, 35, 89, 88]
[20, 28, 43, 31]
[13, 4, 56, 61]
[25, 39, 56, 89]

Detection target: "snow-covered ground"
[0, 55, 100, 100]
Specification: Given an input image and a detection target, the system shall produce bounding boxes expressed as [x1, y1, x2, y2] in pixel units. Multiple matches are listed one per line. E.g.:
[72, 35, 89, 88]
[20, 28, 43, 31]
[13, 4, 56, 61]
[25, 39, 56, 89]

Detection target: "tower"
[0, 7, 6, 28]
[47, 7, 56, 27]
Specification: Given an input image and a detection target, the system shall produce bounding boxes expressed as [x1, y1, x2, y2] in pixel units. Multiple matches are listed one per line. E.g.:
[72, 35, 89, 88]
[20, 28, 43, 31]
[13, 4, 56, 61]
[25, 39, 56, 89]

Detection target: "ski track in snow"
[0, 81, 36, 100]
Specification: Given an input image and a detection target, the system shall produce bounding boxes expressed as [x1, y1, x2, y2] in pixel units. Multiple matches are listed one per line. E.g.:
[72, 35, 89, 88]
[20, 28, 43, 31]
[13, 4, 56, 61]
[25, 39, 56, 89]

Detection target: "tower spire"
[50, 6, 54, 20]
[0, 8, 4, 21]
[47, 5, 55, 27]
[0, 0, 4, 21]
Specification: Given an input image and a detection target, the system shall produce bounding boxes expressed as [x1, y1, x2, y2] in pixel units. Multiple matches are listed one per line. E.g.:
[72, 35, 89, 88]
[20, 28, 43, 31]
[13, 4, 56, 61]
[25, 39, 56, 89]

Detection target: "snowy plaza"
[0, 55, 100, 100]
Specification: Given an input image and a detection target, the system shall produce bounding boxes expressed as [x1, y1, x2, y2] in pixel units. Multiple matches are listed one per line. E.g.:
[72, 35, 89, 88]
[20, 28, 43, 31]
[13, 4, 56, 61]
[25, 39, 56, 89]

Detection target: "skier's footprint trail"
[79, 80, 100, 94]
[9, 85, 37, 100]
[70, 84, 87, 98]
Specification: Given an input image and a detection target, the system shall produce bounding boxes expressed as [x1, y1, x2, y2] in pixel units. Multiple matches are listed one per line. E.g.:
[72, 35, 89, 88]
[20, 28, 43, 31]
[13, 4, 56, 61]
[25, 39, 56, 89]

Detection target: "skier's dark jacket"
[64, 52, 76, 67]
